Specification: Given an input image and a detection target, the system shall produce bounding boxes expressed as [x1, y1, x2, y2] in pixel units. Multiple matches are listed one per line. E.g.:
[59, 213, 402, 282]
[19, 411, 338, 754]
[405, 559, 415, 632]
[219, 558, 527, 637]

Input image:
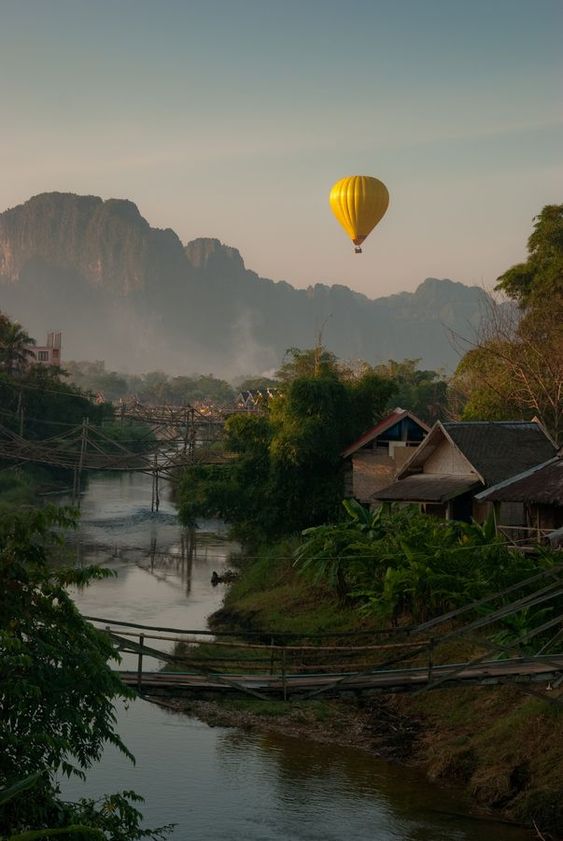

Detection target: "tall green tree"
[0, 507, 171, 839]
[451, 205, 563, 442]
[373, 359, 448, 423]
[178, 349, 397, 539]
[495, 204, 563, 307]
[0, 316, 35, 376]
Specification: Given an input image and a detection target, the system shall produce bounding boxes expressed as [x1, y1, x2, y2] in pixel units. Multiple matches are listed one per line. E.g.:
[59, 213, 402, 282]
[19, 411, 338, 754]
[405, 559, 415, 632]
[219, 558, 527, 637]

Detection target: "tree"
[0, 317, 35, 376]
[64, 361, 129, 402]
[177, 349, 397, 539]
[496, 204, 563, 307]
[372, 359, 448, 423]
[452, 300, 562, 441]
[0, 365, 109, 441]
[276, 346, 340, 381]
[0, 507, 172, 838]
[451, 205, 563, 443]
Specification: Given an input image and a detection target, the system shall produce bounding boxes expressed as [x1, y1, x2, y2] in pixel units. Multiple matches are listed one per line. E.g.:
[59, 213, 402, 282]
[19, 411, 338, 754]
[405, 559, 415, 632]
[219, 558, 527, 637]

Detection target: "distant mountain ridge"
[0, 193, 488, 376]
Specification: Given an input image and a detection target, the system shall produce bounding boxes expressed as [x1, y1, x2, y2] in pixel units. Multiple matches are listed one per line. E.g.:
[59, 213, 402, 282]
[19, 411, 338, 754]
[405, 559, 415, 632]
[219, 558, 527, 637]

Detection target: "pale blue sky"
[1, 0, 561, 295]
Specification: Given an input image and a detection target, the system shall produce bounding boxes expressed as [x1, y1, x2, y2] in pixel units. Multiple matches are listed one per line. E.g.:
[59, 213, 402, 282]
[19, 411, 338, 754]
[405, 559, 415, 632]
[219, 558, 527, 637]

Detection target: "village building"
[372, 420, 557, 523]
[29, 331, 62, 367]
[342, 408, 430, 503]
[475, 453, 563, 542]
[235, 387, 278, 411]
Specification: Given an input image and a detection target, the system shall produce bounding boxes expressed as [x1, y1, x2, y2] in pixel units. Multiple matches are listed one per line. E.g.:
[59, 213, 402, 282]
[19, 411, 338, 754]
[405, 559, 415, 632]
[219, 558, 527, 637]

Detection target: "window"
[38, 351, 49, 362]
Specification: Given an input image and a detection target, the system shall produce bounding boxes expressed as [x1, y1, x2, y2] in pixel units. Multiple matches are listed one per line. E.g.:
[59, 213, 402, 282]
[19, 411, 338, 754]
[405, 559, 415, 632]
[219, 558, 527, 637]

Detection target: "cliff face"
[0, 193, 488, 375]
[0, 192, 188, 295]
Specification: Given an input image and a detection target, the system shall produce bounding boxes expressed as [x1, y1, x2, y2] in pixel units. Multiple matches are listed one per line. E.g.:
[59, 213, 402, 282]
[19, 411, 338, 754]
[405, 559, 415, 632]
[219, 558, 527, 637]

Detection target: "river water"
[62, 472, 530, 841]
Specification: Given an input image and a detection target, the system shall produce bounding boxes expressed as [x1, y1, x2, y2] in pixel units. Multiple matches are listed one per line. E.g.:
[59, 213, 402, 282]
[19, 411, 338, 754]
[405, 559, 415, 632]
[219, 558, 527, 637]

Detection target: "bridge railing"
[85, 563, 563, 701]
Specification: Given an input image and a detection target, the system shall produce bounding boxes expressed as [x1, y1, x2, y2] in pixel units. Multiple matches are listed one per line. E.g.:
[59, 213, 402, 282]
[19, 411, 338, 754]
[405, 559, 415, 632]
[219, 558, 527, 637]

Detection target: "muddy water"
[63, 473, 531, 841]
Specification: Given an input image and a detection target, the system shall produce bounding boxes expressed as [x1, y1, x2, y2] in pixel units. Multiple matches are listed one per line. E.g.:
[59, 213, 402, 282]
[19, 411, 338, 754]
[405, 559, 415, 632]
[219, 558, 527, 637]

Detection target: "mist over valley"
[0, 192, 490, 377]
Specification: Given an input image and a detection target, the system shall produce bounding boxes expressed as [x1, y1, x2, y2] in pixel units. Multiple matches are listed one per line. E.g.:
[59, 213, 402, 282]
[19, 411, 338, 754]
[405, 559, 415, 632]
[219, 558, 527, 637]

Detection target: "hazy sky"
[1, 0, 561, 297]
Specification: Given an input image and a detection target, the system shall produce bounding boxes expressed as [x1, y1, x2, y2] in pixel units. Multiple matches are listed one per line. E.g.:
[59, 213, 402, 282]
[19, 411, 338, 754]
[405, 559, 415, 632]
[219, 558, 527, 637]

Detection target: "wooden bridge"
[0, 399, 234, 506]
[85, 565, 563, 703]
[116, 654, 563, 700]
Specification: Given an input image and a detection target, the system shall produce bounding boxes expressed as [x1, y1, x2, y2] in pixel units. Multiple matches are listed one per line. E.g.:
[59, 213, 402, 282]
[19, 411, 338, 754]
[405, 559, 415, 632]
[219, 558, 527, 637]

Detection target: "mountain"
[0, 192, 488, 376]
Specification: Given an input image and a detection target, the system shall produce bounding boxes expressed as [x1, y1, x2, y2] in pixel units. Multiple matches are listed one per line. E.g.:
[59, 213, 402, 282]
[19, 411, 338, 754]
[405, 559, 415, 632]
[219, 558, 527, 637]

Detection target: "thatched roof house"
[372, 421, 557, 522]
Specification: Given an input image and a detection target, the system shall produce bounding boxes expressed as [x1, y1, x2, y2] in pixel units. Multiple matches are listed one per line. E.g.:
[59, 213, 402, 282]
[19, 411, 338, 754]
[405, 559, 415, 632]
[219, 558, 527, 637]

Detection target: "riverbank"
[0, 464, 73, 509]
[177, 542, 563, 837]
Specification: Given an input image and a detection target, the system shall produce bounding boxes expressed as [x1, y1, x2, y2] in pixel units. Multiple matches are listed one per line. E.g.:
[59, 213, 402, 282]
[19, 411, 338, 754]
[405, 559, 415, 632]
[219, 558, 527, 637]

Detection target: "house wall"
[499, 501, 526, 526]
[423, 439, 476, 476]
[532, 503, 563, 530]
[472, 500, 490, 523]
[352, 452, 397, 502]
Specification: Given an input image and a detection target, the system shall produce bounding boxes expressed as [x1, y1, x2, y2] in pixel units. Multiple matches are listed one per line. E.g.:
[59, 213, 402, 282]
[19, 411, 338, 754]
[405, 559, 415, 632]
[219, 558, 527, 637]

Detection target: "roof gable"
[395, 420, 556, 487]
[442, 422, 556, 486]
[395, 421, 482, 481]
[342, 408, 430, 459]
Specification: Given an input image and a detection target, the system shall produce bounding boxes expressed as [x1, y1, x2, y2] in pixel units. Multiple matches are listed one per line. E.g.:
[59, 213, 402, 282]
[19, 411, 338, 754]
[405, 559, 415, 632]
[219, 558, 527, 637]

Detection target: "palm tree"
[0, 317, 36, 375]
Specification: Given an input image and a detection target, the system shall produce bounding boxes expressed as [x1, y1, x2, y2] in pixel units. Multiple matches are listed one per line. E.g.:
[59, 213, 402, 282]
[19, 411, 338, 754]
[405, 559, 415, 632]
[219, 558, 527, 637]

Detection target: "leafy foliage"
[177, 348, 397, 539]
[495, 204, 563, 307]
[65, 362, 235, 407]
[452, 205, 563, 443]
[0, 507, 172, 838]
[0, 316, 35, 376]
[372, 359, 448, 423]
[294, 502, 553, 625]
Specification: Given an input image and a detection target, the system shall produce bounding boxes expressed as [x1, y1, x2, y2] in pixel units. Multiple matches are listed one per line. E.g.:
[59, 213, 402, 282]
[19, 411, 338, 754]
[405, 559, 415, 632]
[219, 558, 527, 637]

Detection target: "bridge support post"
[269, 637, 275, 675]
[151, 453, 159, 512]
[73, 418, 88, 509]
[282, 646, 287, 701]
[427, 639, 434, 684]
[137, 633, 145, 691]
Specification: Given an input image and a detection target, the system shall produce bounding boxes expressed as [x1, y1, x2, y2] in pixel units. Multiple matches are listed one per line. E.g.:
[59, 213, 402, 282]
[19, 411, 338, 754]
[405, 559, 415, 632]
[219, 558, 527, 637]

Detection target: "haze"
[1, 0, 562, 297]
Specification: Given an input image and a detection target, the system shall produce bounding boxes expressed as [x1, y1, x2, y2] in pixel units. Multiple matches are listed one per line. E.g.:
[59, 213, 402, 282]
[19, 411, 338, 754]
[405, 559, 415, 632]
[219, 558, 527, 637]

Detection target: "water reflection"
[60, 472, 531, 841]
[64, 699, 530, 841]
[65, 471, 238, 665]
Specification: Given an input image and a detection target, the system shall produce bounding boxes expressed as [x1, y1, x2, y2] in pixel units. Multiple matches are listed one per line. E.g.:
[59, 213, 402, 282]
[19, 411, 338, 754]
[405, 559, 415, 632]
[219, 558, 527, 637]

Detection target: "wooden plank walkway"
[119, 654, 563, 699]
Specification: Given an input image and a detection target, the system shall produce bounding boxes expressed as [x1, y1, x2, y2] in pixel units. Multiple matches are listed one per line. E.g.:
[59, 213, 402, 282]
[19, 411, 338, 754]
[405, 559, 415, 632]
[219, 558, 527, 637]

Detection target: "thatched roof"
[475, 457, 563, 505]
[375, 474, 480, 503]
[441, 422, 556, 486]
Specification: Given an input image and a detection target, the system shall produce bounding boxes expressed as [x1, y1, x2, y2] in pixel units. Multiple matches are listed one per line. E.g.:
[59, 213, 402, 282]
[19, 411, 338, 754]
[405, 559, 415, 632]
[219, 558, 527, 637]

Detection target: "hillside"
[0, 193, 488, 376]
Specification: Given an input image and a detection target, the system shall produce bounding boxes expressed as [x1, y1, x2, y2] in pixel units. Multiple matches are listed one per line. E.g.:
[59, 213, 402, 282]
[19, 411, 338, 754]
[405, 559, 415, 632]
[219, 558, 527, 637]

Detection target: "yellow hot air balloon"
[329, 175, 389, 253]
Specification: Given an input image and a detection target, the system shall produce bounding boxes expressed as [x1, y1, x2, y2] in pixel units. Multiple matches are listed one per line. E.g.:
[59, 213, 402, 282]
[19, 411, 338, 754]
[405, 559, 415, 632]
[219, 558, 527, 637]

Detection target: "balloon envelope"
[329, 175, 389, 247]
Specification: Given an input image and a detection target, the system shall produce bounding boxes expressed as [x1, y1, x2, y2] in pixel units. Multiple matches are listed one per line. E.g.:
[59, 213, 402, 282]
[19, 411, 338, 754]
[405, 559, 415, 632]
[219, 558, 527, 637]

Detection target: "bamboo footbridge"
[87, 564, 563, 704]
[0, 399, 234, 507]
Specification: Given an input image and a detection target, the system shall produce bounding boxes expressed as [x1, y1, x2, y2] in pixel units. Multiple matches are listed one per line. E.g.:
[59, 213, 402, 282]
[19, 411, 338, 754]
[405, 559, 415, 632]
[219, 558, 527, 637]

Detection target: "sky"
[0, 0, 562, 297]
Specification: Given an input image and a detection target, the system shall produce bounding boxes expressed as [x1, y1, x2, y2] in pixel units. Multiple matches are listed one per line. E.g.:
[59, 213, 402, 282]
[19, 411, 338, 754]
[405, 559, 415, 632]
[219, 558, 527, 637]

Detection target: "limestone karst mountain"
[0, 193, 488, 376]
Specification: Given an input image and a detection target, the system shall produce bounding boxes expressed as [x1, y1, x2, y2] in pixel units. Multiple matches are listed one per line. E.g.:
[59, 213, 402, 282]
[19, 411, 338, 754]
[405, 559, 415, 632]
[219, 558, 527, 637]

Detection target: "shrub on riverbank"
[0, 506, 173, 839]
[294, 500, 558, 626]
[208, 534, 563, 835]
[0, 471, 35, 508]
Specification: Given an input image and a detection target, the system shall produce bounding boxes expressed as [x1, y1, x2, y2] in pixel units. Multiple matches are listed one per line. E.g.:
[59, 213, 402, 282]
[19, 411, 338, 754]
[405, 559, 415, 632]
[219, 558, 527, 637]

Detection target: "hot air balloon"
[329, 175, 389, 253]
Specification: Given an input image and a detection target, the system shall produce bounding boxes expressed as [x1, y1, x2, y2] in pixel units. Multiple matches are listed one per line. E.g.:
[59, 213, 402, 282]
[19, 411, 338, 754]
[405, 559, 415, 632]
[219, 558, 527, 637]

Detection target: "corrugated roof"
[342, 408, 430, 459]
[441, 422, 556, 486]
[374, 474, 481, 503]
[475, 457, 563, 505]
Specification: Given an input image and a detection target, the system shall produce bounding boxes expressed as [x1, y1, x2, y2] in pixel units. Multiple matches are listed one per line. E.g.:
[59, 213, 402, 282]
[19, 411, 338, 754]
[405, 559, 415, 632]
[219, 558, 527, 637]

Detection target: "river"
[62, 472, 531, 840]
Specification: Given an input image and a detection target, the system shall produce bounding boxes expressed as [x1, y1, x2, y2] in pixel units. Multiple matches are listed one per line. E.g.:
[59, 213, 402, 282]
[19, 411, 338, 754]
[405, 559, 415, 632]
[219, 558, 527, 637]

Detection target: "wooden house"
[342, 408, 430, 503]
[475, 454, 563, 541]
[372, 420, 557, 522]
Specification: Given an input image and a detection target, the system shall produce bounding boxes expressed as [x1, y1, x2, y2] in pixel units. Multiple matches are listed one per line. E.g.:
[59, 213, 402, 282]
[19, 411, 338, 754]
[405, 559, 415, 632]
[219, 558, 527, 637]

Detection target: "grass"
[0, 470, 36, 508]
[220, 539, 383, 638]
[396, 684, 563, 831]
[206, 537, 563, 834]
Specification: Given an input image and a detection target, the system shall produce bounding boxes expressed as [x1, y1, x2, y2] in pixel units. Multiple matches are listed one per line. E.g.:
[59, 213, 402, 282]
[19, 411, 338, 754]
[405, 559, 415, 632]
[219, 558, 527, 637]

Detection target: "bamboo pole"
[137, 633, 145, 690]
